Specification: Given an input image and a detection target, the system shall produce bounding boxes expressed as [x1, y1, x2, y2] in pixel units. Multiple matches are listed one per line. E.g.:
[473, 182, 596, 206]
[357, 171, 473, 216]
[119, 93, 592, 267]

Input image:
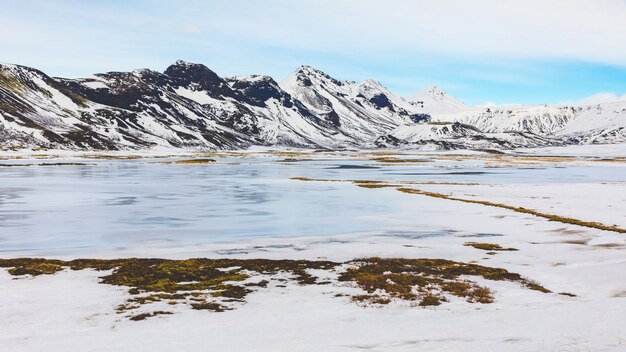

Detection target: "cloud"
[188, 0, 626, 66]
[5, 0, 624, 67]
[561, 92, 626, 106]
[180, 24, 200, 34]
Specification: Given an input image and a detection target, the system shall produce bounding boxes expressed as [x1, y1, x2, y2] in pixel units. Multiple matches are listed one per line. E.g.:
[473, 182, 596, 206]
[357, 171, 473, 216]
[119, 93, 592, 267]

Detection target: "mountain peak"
[165, 60, 215, 75]
[423, 85, 448, 98]
[409, 84, 451, 101]
[295, 65, 318, 74]
[0, 63, 44, 76]
[294, 65, 327, 79]
[407, 85, 466, 114]
[291, 65, 346, 87]
[164, 60, 224, 88]
[170, 59, 202, 67]
[228, 74, 275, 83]
[361, 79, 387, 91]
[0, 62, 16, 71]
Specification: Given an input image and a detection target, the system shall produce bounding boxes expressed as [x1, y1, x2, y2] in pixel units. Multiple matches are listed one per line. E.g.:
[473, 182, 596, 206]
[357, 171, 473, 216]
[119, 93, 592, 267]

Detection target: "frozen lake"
[1, 151, 624, 256]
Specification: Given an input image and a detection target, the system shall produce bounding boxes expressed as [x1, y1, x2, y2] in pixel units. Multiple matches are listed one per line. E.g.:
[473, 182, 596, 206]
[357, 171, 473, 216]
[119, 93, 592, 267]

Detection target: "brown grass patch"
[0, 258, 335, 319]
[338, 257, 548, 306]
[464, 242, 518, 251]
[371, 157, 430, 163]
[129, 311, 173, 321]
[0, 162, 92, 167]
[169, 158, 216, 164]
[0, 257, 552, 316]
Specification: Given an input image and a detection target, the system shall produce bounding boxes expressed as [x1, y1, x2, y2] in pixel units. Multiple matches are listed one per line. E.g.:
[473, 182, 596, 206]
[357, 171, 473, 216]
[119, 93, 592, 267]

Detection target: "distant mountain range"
[1, 60, 624, 150]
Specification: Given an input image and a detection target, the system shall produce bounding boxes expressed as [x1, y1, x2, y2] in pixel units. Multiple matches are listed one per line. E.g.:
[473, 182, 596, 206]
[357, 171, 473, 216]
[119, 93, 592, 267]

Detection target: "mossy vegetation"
[464, 242, 519, 251]
[81, 154, 143, 160]
[0, 162, 92, 167]
[0, 256, 552, 317]
[592, 158, 626, 164]
[276, 158, 309, 162]
[524, 280, 552, 293]
[190, 302, 231, 312]
[6, 259, 64, 276]
[289, 177, 478, 186]
[338, 257, 547, 306]
[290, 177, 318, 182]
[0, 258, 336, 319]
[353, 181, 399, 189]
[129, 311, 173, 321]
[264, 151, 309, 157]
[0, 71, 26, 92]
[371, 157, 430, 163]
[161, 158, 216, 164]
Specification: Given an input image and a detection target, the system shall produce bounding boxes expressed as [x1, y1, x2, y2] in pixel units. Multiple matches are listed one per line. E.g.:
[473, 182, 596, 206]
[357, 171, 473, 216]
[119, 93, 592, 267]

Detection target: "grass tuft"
[464, 242, 518, 251]
[371, 157, 430, 163]
[170, 158, 216, 164]
[129, 311, 173, 321]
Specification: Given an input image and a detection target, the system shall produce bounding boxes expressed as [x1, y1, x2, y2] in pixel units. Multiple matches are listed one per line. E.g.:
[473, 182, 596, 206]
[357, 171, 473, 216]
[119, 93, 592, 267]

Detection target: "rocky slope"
[0, 61, 624, 150]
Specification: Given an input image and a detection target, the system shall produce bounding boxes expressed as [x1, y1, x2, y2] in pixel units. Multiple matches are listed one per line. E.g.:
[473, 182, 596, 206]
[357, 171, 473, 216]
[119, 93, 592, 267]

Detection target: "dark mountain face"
[410, 113, 431, 123]
[227, 76, 287, 107]
[368, 93, 393, 110]
[225, 75, 326, 128]
[60, 71, 166, 112]
[164, 61, 238, 99]
[164, 61, 218, 84]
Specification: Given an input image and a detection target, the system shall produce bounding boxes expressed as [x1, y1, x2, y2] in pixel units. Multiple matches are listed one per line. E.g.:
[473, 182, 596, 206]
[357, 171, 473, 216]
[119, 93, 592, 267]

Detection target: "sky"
[1, 0, 626, 106]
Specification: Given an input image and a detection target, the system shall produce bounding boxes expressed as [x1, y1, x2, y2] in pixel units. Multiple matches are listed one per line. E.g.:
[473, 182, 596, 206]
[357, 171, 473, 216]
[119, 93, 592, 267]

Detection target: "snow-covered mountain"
[0, 61, 624, 150]
[556, 102, 626, 144]
[407, 85, 466, 114]
[281, 66, 421, 141]
[376, 122, 559, 150]
[425, 103, 626, 145]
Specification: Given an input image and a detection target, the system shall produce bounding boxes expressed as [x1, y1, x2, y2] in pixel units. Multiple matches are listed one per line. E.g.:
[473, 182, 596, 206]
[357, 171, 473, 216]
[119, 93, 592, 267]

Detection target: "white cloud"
[477, 101, 498, 108]
[561, 92, 626, 106]
[5, 0, 625, 68]
[192, 0, 626, 66]
[180, 24, 200, 34]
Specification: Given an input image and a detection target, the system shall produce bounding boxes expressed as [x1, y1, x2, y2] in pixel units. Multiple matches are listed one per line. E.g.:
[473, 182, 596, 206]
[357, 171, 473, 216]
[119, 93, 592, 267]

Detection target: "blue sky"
[1, 0, 626, 106]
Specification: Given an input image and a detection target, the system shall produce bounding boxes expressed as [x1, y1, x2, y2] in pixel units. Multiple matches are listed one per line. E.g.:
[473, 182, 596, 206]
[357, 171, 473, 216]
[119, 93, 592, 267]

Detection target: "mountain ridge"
[1, 61, 624, 150]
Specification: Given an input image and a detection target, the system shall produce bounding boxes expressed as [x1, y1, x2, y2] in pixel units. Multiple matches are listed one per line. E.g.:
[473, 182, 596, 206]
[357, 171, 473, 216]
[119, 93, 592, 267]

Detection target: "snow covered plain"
[0, 145, 625, 351]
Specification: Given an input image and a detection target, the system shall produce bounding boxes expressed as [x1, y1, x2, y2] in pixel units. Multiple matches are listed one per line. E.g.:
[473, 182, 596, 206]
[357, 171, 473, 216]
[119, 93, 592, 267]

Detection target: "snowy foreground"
[0, 145, 625, 352]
